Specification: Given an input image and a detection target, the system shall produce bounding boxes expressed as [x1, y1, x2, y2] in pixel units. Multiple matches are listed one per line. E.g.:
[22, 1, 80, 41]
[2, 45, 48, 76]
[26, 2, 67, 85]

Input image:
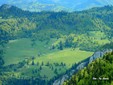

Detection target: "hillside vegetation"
[0, 4, 113, 85]
[64, 51, 113, 85]
[0, 5, 113, 51]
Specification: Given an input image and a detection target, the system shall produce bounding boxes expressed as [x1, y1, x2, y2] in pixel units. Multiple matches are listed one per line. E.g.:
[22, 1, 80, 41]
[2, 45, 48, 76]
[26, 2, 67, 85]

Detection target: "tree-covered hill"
[0, 5, 113, 85]
[0, 5, 113, 51]
[63, 51, 113, 85]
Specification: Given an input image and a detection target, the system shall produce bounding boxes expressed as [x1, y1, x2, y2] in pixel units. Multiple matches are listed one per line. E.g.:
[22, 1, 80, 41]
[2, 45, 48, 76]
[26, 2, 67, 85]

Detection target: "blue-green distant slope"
[0, 0, 113, 12]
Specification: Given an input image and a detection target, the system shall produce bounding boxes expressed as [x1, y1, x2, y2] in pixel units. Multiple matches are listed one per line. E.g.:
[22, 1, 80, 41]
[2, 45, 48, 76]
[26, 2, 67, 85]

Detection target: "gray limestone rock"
[53, 49, 112, 85]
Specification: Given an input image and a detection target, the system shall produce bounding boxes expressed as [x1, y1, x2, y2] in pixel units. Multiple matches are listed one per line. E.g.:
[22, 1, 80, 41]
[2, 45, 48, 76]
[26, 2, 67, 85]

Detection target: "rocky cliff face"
[53, 49, 113, 85]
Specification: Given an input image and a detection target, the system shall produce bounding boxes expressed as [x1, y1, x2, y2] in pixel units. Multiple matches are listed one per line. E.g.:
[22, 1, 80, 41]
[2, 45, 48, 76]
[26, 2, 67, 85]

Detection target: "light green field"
[34, 48, 93, 67]
[3, 38, 58, 65]
[3, 38, 93, 67]
[2, 38, 94, 80]
[88, 31, 110, 44]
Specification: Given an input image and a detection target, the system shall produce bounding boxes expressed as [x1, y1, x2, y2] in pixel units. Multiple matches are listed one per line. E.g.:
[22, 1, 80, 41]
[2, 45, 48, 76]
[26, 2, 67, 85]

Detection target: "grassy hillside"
[4, 38, 93, 66]
[1, 37, 93, 84]
[34, 48, 93, 66]
[3, 38, 57, 65]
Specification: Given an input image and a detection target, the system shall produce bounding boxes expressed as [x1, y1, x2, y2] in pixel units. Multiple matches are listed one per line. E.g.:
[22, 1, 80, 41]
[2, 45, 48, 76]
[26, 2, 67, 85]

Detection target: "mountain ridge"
[0, 0, 113, 12]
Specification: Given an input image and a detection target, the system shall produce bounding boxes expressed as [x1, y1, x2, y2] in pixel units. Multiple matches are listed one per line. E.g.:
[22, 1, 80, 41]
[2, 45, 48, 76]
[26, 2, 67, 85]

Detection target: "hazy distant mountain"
[0, 0, 113, 12]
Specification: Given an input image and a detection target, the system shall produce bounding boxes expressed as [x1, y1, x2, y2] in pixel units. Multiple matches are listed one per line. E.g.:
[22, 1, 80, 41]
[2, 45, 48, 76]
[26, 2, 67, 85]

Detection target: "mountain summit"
[0, 0, 113, 12]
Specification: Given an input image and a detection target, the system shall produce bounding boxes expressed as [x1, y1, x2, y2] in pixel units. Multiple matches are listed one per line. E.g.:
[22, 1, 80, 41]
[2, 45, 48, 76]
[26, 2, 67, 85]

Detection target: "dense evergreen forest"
[0, 4, 113, 85]
[63, 51, 113, 85]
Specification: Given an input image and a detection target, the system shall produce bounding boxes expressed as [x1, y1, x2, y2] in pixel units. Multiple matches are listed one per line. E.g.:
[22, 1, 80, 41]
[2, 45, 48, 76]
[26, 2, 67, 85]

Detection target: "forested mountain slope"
[0, 5, 113, 85]
[64, 51, 113, 85]
[0, 5, 113, 52]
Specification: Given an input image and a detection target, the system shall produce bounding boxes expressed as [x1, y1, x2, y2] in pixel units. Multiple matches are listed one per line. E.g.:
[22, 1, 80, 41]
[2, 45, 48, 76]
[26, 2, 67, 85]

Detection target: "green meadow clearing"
[3, 38, 93, 67]
[34, 48, 93, 67]
[2, 38, 93, 80]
